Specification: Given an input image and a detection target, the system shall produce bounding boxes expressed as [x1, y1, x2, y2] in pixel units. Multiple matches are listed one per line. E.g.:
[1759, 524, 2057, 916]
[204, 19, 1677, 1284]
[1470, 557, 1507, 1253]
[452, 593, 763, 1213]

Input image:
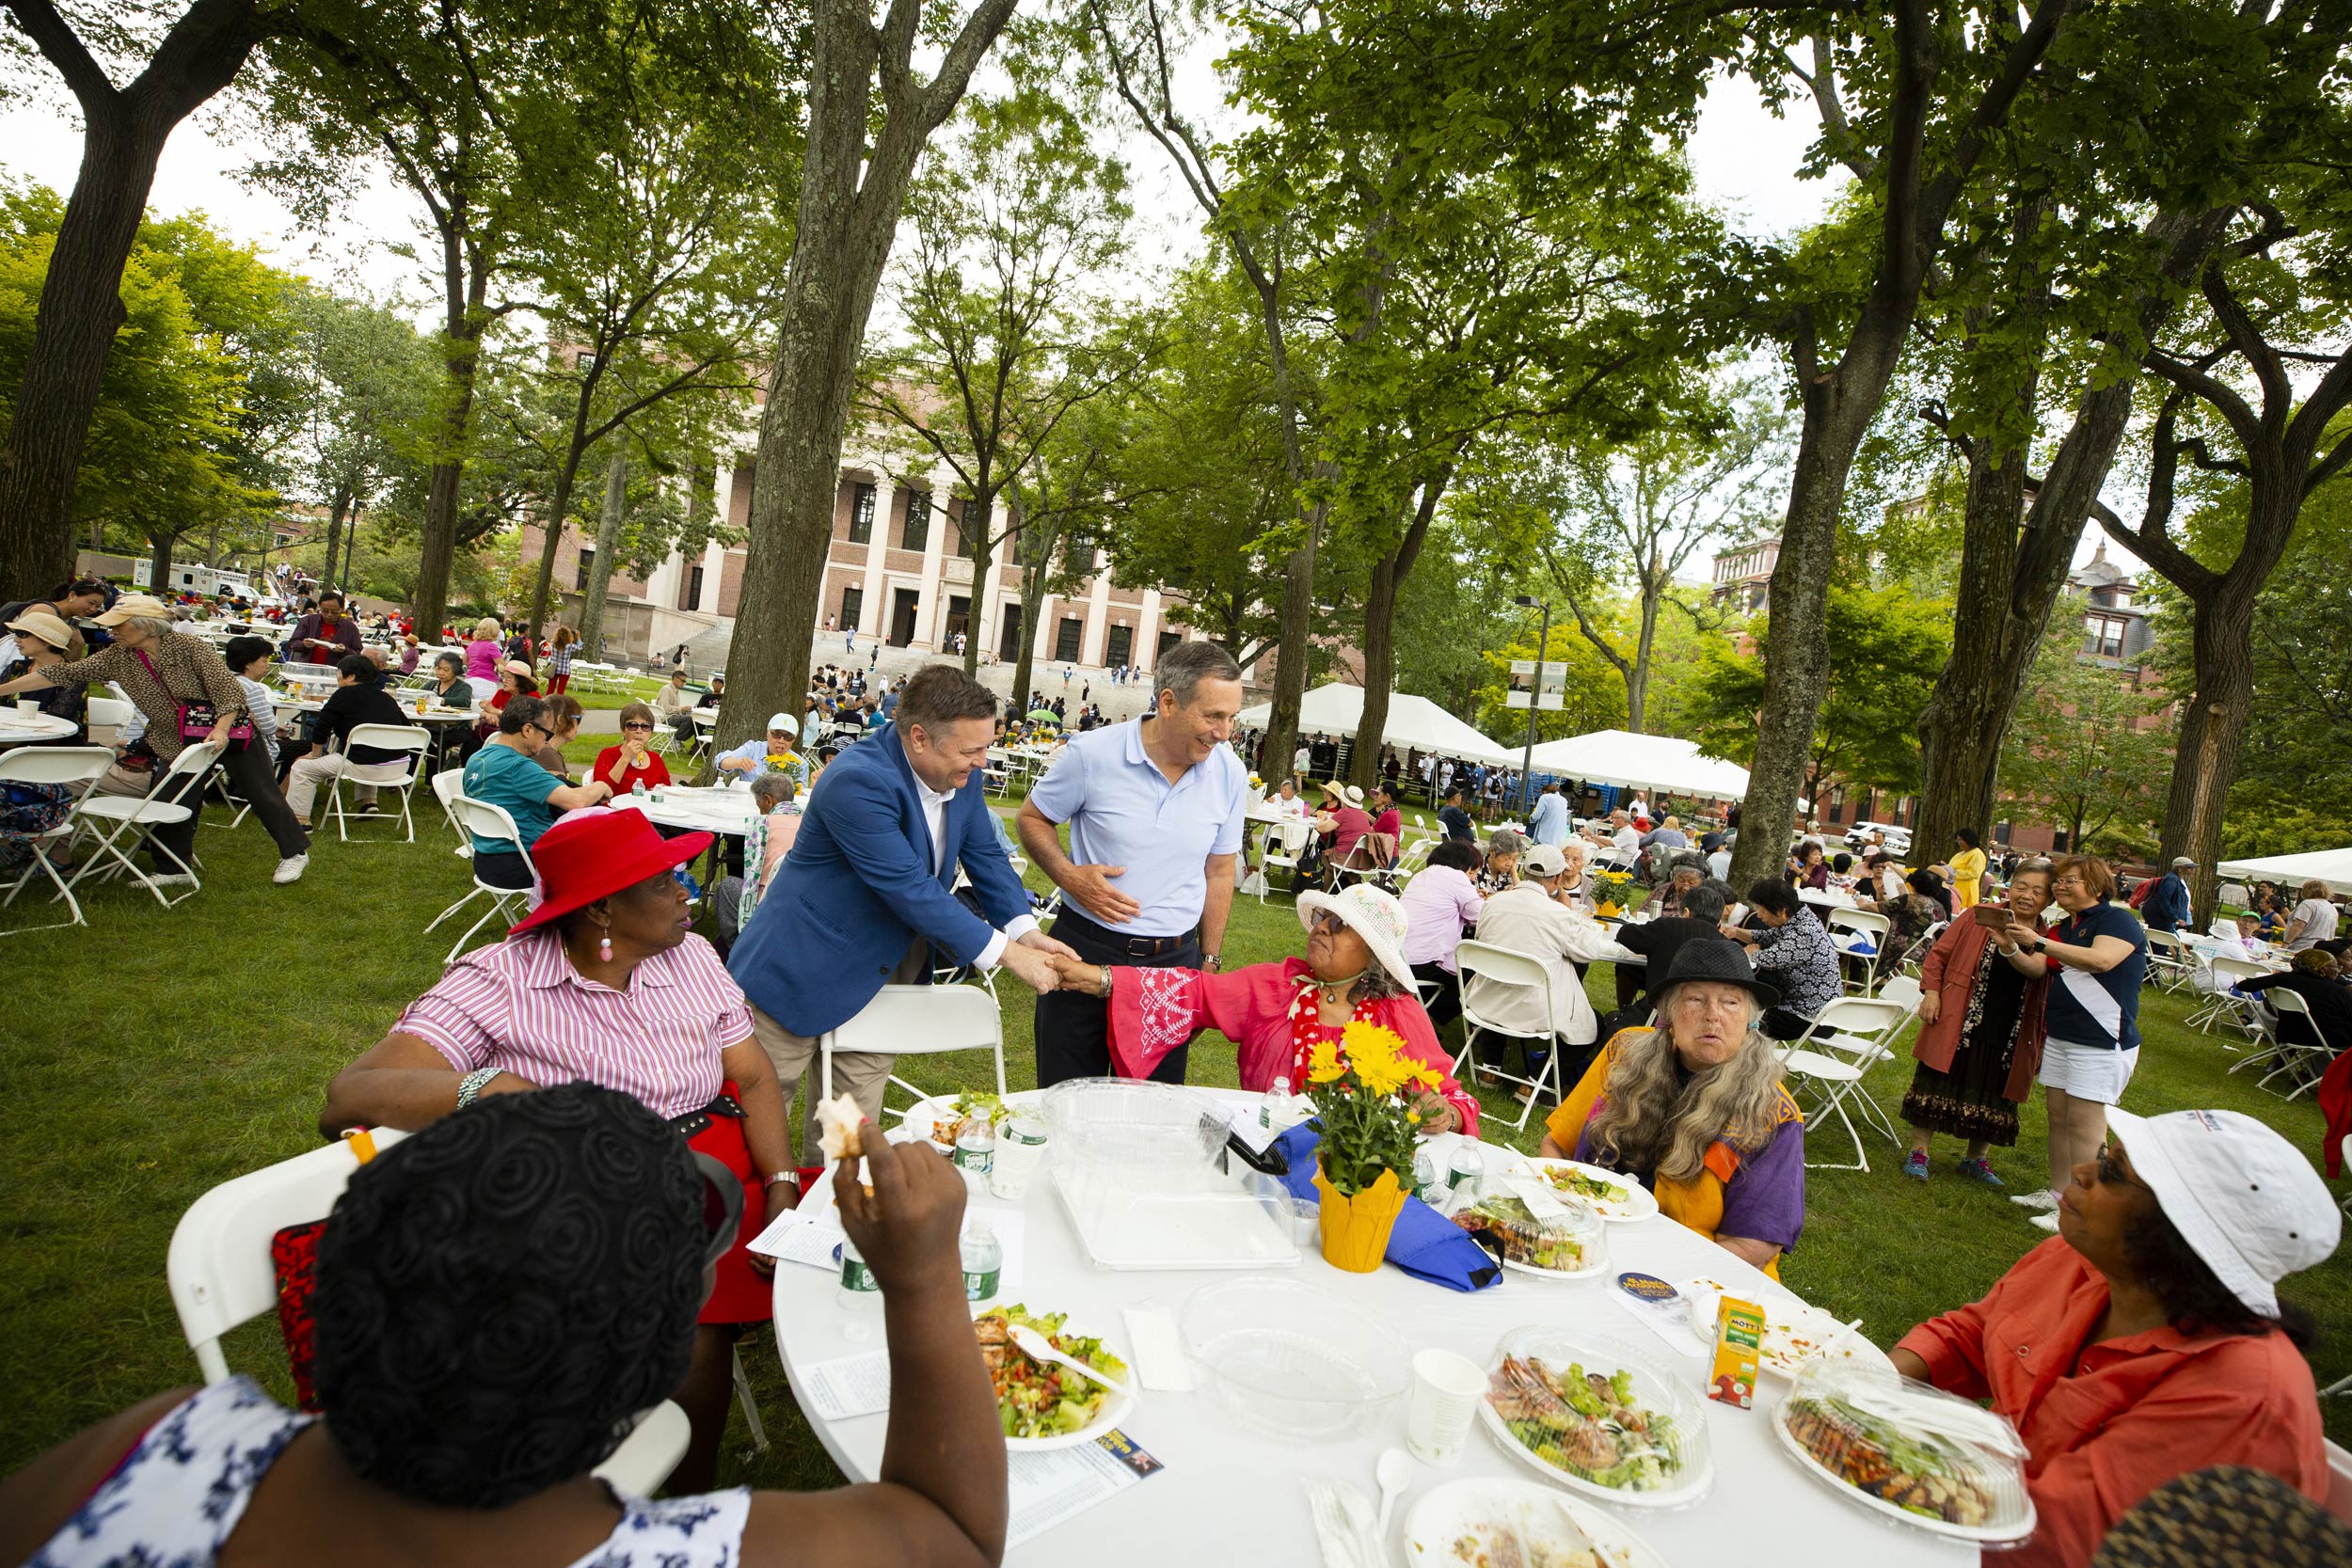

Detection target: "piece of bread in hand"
[816, 1093, 866, 1162]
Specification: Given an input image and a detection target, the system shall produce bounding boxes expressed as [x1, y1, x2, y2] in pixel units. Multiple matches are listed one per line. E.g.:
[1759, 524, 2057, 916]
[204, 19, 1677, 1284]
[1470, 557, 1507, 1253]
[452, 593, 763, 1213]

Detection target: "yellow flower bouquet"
[1591, 867, 1635, 918]
[1305, 1022, 1441, 1270]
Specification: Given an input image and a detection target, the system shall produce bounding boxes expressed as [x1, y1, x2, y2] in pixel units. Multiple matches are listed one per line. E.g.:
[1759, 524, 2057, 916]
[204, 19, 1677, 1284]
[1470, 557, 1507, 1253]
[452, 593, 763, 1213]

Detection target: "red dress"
[1105, 957, 1479, 1135]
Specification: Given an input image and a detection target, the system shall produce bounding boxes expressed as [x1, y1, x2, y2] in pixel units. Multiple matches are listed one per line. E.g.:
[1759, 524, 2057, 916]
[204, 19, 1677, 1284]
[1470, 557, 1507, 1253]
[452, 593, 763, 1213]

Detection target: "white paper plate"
[972, 1303, 1136, 1451]
[1679, 1275, 1897, 1381]
[1479, 1331, 1714, 1510]
[1403, 1476, 1668, 1568]
[1523, 1158, 1661, 1223]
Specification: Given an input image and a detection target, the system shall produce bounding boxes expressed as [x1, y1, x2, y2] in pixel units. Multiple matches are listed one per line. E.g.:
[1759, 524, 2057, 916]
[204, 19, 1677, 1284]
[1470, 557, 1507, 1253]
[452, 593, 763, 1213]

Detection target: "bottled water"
[1261, 1074, 1294, 1132]
[961, 1214, 1003, 1303]
[836, 1235, 882, 1334]
[952, 1119, 995, 1189]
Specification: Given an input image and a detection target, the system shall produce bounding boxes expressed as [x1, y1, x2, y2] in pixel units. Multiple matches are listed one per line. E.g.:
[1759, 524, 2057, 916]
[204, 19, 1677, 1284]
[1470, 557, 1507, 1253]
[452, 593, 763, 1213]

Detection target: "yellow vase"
[1312, 1163, 1408, 1273]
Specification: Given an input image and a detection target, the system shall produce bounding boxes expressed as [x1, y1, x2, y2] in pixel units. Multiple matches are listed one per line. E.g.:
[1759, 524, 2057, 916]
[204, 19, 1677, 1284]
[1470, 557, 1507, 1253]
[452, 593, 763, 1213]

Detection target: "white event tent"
[1236, 682, 1518, 766]
[2215, 845, 2352, 895]
[1521, 729, 1754, 800]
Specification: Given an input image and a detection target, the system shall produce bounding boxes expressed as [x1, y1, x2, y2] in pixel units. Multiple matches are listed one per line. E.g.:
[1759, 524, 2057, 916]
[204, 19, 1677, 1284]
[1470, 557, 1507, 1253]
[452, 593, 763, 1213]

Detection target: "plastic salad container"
[1182, 1277, 1410, 1441]
[1451, 1191, 1608, 1277]
[1480, 1328, 1714, 1508]
[1773, 1357, 2036, 1545]
[1043, 1078, 1296, 1270]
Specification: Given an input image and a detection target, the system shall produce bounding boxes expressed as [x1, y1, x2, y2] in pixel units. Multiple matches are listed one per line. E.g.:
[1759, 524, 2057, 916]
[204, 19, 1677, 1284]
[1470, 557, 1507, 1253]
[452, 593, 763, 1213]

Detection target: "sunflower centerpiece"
[1302, 1020, 1444, 1271]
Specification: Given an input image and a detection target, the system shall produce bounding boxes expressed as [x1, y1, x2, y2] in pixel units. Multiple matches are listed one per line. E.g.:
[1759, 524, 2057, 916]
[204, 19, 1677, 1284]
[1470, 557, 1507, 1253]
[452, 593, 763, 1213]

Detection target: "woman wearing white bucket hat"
[1892, 1107, 2338, 1568]
[1048, 881, 1480, 1135]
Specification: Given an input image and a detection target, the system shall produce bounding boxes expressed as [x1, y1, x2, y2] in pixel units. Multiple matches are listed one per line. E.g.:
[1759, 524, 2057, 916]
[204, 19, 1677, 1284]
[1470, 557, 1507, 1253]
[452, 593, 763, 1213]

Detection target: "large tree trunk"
[961, 498, 994, 678]
[577, 450, 628, 656]
[1625, 574, 1664, 734]
[722, 0, 1019, 754]
[147, 531, 177, 594]
[2158, 584, 2256, 915]
[526, 431, 593, 640]
[1009, 529, 1050, 719]
[412, 266, 488, 635]
[1914, 209, 2225, 858]
[0, 0, 265, 599]
[1349, 468, 1449, 793]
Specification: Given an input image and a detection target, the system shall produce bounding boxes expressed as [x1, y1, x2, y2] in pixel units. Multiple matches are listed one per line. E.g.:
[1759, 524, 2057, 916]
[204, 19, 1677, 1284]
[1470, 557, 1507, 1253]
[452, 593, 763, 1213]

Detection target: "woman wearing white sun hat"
[1892, 1107, 2338, 1568]
[1050, 880, 1480, 1135]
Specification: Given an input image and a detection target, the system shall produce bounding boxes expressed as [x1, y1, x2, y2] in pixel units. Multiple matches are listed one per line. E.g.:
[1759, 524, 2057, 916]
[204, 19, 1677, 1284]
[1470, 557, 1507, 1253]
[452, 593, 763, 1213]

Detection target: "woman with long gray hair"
[0, 593, 312, 885]
[1538, 938, 1806, 1275]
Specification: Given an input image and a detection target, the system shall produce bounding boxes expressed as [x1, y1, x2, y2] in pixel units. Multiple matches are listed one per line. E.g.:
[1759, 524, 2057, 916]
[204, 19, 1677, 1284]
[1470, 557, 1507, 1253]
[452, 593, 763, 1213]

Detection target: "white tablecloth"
[0, 711, 80, 742]
[769, 1089, 1972, 1567]
[621, 784, 757, 837]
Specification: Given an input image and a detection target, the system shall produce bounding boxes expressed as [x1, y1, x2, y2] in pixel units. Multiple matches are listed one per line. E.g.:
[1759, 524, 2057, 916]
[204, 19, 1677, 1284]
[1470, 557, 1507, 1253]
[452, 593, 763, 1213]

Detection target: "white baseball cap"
[2104, 1107, 2341, 1318]
[765, 712, 798, 737]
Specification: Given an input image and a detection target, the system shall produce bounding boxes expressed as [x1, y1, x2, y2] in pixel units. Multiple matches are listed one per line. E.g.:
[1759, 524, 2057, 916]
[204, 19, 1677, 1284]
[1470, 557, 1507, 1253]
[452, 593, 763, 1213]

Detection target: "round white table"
[769, 1089, 1974, 1567]
[0, 710, 81, 743]
[622, 784, 759, 837]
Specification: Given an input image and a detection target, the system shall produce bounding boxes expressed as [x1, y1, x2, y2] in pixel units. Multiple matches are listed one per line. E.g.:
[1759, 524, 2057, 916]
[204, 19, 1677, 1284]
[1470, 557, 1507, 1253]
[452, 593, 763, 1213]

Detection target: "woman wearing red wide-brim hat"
[320, 807, 797, 1494]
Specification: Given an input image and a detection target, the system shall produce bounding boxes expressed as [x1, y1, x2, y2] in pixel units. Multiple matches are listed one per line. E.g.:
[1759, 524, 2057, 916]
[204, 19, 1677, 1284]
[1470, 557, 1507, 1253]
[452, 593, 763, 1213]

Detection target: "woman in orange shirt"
[1892, 1107, 2337, 1568]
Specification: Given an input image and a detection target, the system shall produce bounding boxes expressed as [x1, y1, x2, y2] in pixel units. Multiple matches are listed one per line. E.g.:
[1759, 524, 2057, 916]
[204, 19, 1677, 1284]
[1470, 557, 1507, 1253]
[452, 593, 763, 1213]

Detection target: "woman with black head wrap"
[0, 1084, 1008, 1568]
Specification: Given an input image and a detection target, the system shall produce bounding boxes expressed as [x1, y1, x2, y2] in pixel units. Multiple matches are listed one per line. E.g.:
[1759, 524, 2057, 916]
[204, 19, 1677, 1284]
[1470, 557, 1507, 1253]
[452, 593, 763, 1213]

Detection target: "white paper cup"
[1406, 1347, 1486, 1465]
[14, 698, 34, 714]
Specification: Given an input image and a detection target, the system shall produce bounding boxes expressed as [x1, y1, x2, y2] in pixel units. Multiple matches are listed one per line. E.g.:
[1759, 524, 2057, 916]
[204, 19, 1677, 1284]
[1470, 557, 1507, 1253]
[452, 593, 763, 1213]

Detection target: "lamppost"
[1514, 593, 1551, 815]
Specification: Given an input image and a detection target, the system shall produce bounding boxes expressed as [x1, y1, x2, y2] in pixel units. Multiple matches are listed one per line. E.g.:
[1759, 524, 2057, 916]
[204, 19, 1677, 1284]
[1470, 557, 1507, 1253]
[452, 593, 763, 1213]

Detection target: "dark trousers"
[1411, 960, 1462, 1027]
[153, 740, 309, 866]
[1763, 1006, 1813, 1041]
[1036, 906, 1200, 1086]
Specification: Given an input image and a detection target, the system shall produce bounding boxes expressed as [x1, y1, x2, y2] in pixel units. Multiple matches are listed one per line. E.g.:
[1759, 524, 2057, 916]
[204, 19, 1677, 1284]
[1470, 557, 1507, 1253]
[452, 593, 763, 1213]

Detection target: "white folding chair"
[821, 982, 1008, 1115]
[84, 695, 132, 748]
[0, 744, 113, 934]
[164, 1129, 690, 1496]
[2185, 956, 2270, 1040]
[426, 797, 536, 961]
[1454, 939, 1565, 1132]
[1825, 908, 1892, 996]
[1874, 974, 1924, 1018]
[431, 768, 472, 856]
[325, 723, 433, 843]
[1781, 997, 1914, 1171]
[1895, 920, 1947, 977]
[2142, 929, 2194, 993]
[63, 740, 222, 908]
[1259, 818, 1311, 904]
[1361, 832, 1433, 894]
[2250, 990, 2332, 1100]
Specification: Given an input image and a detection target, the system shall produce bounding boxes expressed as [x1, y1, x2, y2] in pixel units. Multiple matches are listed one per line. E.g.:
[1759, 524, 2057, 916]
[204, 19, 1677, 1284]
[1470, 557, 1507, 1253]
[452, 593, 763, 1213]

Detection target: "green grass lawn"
[3, 806, 2347, 1491]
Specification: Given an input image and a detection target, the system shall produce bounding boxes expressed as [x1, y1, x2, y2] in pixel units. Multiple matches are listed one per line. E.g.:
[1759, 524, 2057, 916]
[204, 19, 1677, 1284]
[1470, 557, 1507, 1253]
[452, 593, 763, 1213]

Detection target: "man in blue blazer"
[730, 663, 1074, 1180]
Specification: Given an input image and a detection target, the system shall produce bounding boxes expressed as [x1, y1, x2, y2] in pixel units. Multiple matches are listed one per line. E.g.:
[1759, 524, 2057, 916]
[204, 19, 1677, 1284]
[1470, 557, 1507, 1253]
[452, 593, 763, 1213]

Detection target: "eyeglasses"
[2094, 1143, 2140, 1189]
[1309, 911, 1344, 934]
[622, 721, 654, 732]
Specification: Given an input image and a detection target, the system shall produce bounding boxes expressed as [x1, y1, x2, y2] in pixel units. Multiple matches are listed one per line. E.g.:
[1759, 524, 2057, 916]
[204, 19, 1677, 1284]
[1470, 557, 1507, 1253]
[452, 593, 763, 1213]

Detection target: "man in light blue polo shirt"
[1526, 781, 1569, 846]
[1019, 640, 1248, 1085]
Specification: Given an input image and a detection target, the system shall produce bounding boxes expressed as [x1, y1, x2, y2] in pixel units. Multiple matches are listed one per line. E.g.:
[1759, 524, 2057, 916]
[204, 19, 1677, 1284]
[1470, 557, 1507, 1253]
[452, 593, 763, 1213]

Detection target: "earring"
[598, 929, 613, 962]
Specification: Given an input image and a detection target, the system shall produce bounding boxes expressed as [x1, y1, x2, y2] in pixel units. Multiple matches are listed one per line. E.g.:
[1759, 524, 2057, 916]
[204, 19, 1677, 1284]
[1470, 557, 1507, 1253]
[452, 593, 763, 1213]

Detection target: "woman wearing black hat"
[1537, 939, 1806, 1276]
[0, 1085, 1008, 1567]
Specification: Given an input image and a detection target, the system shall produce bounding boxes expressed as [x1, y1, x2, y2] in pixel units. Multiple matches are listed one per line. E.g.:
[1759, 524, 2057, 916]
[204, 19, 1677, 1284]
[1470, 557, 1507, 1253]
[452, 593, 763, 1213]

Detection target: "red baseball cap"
[506, 809, 713, 938]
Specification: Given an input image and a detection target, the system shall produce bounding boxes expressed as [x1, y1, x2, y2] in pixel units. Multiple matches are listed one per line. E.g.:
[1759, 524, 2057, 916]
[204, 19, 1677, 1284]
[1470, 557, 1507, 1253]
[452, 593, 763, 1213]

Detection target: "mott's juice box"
[1708, 1295, 1765, 1409]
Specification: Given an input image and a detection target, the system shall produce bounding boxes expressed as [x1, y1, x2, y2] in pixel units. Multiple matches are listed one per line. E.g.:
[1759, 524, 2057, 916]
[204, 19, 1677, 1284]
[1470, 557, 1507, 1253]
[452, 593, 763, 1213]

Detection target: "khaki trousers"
[749, 1005, 894, 1165]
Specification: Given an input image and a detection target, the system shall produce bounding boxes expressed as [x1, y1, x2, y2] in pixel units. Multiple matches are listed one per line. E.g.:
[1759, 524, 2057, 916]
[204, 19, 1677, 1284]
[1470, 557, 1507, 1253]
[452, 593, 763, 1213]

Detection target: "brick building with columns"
[527, 421, 1200, 673]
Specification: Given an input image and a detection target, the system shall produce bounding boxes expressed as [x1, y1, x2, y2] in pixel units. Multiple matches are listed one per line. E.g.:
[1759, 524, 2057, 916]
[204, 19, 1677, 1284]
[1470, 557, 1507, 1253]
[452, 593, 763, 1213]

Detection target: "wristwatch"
[1203, 953, 1222, 971]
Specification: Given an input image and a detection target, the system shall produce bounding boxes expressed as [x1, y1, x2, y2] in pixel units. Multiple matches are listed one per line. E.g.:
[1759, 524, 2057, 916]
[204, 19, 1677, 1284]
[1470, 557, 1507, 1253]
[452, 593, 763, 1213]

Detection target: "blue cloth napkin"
[1270, 1125, 1501, 1292]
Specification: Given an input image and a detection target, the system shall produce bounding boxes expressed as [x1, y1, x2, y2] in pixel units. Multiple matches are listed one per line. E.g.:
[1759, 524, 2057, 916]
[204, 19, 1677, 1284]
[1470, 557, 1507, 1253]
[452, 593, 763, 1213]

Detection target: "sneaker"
[1959, 1157, 2007, 1190]
[358, 800, 381, 814]
[273, 854, 309, 885]
[1900, 1151, 1930, 1181]
[2027, 1212, 2060, 1232]
[2010, 1188, 2059, 1212]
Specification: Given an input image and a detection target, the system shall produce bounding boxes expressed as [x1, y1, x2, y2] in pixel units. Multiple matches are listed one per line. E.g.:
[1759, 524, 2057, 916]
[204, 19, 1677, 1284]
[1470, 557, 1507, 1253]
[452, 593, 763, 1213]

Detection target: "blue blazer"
[729, 723, 1030, 1037]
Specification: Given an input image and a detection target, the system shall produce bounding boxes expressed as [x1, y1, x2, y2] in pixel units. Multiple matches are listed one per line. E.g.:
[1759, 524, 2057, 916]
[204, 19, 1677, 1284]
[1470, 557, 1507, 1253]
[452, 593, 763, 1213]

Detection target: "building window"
[848, 483, 875, 544]
[1105, 624, 1133, 669]
[681, 564, 704, 612]
[576, 547, 594, 591]
[1063, 530, 1094, 572]
[1056, 615, 1084, 661]
[2087, 616, 2123, 659]
[901, 489, 930, 551]
[840, 585, 863, 631]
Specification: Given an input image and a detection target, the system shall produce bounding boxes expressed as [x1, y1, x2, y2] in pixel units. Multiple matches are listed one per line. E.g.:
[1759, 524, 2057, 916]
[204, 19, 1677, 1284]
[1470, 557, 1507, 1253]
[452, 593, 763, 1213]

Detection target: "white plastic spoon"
[1372, 1446, 1412, 1542]
[1008, 1323, 1133, 1397]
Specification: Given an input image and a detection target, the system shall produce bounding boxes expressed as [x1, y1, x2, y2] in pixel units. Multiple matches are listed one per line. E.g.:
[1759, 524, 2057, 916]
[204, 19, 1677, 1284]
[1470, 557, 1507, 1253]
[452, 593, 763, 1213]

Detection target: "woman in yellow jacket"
[1948, 826, 1988, 910]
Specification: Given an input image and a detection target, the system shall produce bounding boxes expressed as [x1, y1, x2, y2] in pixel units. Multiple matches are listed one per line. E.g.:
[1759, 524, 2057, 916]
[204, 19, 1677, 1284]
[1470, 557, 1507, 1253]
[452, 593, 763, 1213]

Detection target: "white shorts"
[2039, 1036, 2139, 1104]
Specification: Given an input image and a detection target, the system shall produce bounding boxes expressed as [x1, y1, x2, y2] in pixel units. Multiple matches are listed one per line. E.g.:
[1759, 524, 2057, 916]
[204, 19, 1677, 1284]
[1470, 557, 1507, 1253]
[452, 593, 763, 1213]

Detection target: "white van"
[132, 561, 262, 601]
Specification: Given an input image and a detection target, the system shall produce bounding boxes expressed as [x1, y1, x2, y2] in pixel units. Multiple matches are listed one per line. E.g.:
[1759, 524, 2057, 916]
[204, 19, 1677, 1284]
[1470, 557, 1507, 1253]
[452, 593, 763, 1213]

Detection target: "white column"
[914, 469, 947, 647]
[861, 478, 893, 636]
[1081, 563, 1111, 665]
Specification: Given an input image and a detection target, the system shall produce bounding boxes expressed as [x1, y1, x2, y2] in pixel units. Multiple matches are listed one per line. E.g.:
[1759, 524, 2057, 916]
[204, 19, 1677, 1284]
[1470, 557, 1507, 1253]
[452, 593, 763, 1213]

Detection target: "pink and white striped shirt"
[397, 929, 755, 1118]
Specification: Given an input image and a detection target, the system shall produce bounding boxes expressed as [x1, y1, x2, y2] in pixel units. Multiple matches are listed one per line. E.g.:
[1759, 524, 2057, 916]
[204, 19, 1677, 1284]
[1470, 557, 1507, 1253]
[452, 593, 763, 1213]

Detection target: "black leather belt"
[1057, 908, 1193, 958]
[1114, 931, 1187, 958]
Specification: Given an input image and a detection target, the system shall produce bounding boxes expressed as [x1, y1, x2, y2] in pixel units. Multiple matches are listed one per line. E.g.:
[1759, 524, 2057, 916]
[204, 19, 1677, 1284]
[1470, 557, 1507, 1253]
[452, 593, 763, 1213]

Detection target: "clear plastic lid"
[1452, 1190, 1608, 1277]
[1480, 1327, 1713, 1508]
[1773, 1356, 2036, 1544]
[1041, 1077, 1226, 1184]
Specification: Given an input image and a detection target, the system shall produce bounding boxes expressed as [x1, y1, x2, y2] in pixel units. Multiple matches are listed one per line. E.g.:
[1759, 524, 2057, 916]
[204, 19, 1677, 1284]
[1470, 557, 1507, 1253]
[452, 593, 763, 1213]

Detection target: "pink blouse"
[1106, 957, 1479, 1134]
[395, 928, 754, 1118]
